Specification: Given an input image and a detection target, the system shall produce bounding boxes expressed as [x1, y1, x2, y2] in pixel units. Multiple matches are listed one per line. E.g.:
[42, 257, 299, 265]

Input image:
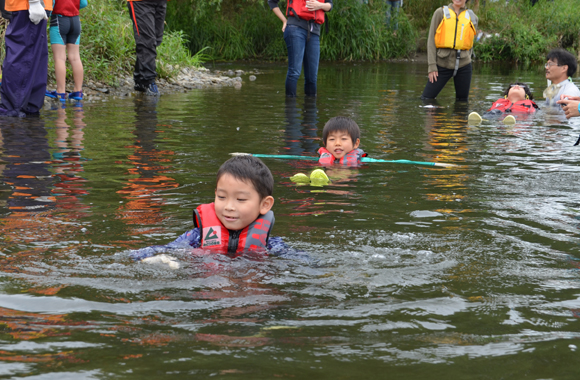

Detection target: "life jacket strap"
[443, 5, 451, 19]
[453, 50, 461, 77]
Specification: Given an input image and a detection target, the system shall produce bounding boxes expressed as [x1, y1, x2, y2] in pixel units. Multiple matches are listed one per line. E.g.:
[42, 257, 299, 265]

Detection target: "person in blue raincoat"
[0, 0, 52, 117]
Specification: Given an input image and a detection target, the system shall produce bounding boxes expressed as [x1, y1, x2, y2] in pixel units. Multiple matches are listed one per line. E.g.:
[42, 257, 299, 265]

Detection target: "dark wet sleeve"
[129, 228, 202, 261]
[267, 236, 288, 256]
[267, 236, 313, 263]
[166, 228, 202, 249]
[268, 0, 280, 10]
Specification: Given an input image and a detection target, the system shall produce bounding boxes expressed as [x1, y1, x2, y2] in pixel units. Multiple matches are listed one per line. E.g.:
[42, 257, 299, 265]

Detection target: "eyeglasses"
[545, 62, 562, 68]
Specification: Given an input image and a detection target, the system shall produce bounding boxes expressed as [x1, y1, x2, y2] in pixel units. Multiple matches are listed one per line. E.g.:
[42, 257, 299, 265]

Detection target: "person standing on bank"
[0, 0, 52, 117]
[421, 0, 478, 101]
[269, 0, 333, 97]
[127, 0, 167, 96]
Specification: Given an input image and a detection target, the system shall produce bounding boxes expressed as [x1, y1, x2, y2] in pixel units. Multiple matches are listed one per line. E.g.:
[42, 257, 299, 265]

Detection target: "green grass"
[3, 0, 580, 79]
[474, 0, 579, 64]
[166, 0, 416, 61]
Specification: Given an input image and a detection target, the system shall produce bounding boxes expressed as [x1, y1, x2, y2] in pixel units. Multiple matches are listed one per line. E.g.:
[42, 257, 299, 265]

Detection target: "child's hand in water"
[142, 254, 180, 269]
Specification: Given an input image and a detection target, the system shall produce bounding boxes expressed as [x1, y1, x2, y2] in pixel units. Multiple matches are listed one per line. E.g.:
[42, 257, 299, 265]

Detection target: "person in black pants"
[421, 0, 478, 102]
[127, 0, 167, 96]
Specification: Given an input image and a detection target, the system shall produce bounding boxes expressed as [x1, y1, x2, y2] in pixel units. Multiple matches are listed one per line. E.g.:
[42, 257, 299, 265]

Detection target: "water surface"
[0, 61, 579, 379]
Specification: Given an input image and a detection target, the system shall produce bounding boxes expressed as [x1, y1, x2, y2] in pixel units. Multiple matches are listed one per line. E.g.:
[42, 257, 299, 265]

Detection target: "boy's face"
[325, 130, 360, 160]
[214, 173, 274, 231]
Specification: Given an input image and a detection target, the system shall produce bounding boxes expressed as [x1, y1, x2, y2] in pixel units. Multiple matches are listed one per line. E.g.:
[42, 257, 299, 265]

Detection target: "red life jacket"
[488, 98, 539, 114]
[318, 147, 366, 166]
[286, 0, 325, 24]
[192, 203, 274, 255]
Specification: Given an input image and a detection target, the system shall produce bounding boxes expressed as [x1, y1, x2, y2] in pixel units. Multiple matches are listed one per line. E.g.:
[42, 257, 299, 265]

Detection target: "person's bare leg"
[52, 44, 67, 93]
[66, 44, 83, 92]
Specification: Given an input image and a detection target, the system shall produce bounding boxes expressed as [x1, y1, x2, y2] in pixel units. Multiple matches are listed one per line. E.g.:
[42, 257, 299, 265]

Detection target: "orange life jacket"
[286, 0, 325, 24]
[488, 98, 539, 114]
[318, 147, 366, 166]
[193, 203, 274, 255]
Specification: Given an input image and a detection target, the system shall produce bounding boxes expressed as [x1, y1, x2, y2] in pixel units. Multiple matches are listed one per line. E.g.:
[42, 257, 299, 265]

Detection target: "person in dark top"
[268, 0, 333, 97]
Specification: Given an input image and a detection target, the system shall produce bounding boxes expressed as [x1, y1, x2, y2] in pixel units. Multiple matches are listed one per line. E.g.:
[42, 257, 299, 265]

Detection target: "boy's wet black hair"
[503, 82, 534, 100]
[322, 116, 361, 146]
[216, 155, 273, 200]
[547, 49, 578, 77]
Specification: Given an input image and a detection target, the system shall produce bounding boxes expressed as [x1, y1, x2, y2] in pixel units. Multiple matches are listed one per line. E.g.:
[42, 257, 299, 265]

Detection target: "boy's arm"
[267, 236, 313, 263]
[267, 236, 287, 256]
[129, 228, 202, 261]
[166, 228, 202, 249]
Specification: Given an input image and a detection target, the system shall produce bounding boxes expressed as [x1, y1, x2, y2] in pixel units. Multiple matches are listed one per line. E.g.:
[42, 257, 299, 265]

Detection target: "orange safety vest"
[488, 98, 539, 114]
[193, 203, 274, 255]
[318, 147, 366, 166]
[5, 0, 52, 12]
[434, 6, 476, 50]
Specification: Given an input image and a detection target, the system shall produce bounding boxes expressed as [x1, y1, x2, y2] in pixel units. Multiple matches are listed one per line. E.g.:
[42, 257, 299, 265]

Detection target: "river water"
[0, 61, 579, 378]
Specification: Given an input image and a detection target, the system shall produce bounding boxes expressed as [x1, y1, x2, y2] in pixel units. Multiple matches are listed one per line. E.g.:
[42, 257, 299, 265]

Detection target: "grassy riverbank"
[474, 0, 580, 64]
[165, 0, 580, 63]
[0, 0, 204, 86]
[166, 0, 417, 61]
[1, 0, 579, 86]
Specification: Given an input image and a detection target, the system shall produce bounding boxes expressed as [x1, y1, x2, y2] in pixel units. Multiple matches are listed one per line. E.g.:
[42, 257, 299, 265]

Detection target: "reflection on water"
[283, 97, 319, 156]
[117, 98, 179, 232]
[0, 62, 579, 377]
[0, 119, 55, 212]
[53, 105, 89, 216]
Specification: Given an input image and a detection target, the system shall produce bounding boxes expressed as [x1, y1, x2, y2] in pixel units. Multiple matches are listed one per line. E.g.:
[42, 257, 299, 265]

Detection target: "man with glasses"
[543, 49, 580, 108]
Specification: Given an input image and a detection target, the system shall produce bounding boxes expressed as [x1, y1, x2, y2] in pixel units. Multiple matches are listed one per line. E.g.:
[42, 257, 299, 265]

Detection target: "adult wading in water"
[421, 0, 478, 102]
[269, 0, 332, 97]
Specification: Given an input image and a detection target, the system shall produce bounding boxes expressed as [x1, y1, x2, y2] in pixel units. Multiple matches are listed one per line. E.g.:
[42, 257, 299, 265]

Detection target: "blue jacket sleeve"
[267, 236, 313, 263]
[129, 228, 201, 261]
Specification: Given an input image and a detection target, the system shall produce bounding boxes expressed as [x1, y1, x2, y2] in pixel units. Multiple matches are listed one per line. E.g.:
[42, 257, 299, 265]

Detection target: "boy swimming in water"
[131, 155, 290, 260]
[318, 116, 366, 165]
